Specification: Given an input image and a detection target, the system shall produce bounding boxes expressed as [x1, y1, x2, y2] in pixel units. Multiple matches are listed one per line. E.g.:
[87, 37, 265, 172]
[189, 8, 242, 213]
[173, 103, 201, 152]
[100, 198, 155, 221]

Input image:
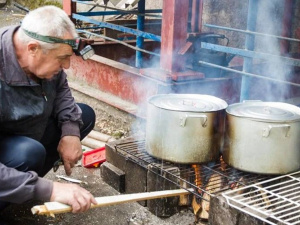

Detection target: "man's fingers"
[76, 196, 90, 212]
[71, 200, 81, 213]
[51, 182, 97, 214]
[64, 163, 72, 176]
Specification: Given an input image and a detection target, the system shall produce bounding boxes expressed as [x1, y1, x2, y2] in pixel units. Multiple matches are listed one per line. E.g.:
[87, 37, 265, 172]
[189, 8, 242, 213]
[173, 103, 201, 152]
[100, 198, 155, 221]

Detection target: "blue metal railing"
[136, 0, 145, 68]
[73, 14, 161, 41]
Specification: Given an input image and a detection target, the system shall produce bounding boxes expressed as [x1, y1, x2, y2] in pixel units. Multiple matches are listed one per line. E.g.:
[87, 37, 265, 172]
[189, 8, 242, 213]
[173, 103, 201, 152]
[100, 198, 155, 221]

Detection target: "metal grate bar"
[223, 171, 300, 225]
[114, 139, 274, 201]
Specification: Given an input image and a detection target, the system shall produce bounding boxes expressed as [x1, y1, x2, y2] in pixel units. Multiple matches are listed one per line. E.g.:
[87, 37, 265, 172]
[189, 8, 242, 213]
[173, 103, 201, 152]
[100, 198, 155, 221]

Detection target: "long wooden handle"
[31, 188, 192, 216]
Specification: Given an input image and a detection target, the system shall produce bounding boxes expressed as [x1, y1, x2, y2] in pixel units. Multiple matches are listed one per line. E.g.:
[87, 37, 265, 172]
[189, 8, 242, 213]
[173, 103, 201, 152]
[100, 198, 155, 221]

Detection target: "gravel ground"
[0, 3, 24, 27]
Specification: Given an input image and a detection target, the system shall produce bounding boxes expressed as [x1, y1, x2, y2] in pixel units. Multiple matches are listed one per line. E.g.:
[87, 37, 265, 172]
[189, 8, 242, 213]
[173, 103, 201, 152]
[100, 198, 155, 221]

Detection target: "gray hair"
[18, 6, 78, 51]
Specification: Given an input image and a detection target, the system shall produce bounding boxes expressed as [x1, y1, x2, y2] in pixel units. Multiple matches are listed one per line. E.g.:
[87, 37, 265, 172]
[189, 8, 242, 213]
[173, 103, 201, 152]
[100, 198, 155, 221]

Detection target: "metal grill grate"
[223, 171, 300, 225]
[114, 138, 275, 200]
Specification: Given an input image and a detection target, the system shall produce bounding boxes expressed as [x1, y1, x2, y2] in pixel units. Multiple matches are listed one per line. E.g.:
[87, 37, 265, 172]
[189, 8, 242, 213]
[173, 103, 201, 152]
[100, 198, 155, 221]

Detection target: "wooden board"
[32, 188, 193, 216]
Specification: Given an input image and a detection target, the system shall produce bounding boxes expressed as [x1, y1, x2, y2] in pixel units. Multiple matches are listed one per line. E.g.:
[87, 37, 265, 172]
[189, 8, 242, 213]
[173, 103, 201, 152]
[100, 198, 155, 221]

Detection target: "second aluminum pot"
[145, 94, 228, 164]
[223, 101, 300, 174]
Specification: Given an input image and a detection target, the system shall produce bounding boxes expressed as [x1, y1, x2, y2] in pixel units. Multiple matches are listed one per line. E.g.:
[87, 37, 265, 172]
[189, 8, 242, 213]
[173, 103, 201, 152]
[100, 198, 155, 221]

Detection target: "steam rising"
[253, 0, 292, 101]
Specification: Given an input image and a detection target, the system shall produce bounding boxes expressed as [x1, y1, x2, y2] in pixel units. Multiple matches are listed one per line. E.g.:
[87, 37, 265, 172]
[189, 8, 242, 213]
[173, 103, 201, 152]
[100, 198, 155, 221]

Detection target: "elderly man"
[0, 5, 97, 216]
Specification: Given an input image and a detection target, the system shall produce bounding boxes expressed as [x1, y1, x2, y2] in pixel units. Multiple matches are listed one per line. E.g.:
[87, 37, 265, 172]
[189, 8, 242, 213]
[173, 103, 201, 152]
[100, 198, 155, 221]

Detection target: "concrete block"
[238, 211, 265, 225]
[208, 195, 239, 225]
[105, 140, 148, 206]
[100, 162, 125, 193]
[124, 159, 147, 206]
[146, 164, 180, 218]
[209, 194, 267, 225]
[105, 140, 128, 171]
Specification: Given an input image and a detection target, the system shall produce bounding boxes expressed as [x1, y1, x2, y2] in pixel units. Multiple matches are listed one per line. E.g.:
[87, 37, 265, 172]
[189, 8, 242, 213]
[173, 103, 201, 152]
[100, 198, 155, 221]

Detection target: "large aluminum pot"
[145, 94, 228, 164]
[223, 101, 300, 174]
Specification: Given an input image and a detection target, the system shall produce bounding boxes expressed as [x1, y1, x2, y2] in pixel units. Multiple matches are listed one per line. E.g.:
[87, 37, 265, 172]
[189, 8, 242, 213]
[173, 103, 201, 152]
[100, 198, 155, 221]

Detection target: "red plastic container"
[82, 146, 106, 168]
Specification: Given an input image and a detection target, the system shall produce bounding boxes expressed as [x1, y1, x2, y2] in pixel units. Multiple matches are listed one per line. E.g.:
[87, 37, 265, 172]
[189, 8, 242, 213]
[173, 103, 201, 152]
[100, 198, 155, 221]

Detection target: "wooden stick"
[32, 189, 192, 216]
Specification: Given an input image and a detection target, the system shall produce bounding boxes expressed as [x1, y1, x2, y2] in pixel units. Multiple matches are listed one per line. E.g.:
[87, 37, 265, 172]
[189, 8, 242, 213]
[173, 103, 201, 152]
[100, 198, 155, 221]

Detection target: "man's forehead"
[52, 44, 73, 57]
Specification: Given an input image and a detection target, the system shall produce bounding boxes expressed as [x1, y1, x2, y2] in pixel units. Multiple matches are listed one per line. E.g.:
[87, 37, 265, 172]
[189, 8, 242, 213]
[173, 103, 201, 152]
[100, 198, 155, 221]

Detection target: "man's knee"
[77, 103, 96, 139]
[0, 136, 46, 172]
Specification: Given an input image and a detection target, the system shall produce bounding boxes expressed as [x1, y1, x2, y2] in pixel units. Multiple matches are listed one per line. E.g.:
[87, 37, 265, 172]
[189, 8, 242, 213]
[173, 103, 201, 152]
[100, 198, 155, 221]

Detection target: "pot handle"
[180, 114, 207, 127]
[262, 124, 290, 137]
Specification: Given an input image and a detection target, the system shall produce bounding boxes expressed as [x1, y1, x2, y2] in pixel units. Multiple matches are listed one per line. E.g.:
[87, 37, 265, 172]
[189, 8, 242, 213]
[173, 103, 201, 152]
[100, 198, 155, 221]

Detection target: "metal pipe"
[201, 42, 300, 67]
[135, 0, 145, 68]
[13, 2, 30, 13]
[204, 24, 300, 43]
[73, 14, 161, 41]
[77, 29, 160, 56]
[198, 61, 300, 88]
[240, 0, 258, 101]
[77, 9, 162, 17]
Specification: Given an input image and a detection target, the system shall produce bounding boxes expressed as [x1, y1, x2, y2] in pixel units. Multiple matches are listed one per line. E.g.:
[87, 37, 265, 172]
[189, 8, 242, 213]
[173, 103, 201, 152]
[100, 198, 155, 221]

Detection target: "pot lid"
[148, 94, 228, 112]
[226, 101, 300, 122]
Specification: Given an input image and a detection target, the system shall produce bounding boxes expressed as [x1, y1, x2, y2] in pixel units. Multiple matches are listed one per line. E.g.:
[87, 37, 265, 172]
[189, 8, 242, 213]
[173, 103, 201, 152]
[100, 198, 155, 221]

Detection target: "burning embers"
[189, 156, 269, 222]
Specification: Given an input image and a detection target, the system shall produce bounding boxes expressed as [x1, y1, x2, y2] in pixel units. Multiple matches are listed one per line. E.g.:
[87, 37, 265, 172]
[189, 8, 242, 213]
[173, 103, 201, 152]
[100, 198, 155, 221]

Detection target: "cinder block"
[147, 164, 180, 217]
[124, 159, 147, 206]
[209, 195, 266, 225]
[105, 140, 128, 171]
[237, 210, 265, 225]
[100, 162, 125, 193]
[208, 195, 239, 225]
[105, 140, 148, 206]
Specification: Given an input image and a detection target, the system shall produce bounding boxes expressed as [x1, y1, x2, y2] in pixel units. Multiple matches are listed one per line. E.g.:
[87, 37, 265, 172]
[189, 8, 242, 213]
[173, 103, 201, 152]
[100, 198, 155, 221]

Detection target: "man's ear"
[27, 42, 39, 55]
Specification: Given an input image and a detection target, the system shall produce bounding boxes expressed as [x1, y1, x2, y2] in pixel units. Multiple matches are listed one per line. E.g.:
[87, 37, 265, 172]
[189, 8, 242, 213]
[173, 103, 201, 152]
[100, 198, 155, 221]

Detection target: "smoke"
[253, 0, 292, 102]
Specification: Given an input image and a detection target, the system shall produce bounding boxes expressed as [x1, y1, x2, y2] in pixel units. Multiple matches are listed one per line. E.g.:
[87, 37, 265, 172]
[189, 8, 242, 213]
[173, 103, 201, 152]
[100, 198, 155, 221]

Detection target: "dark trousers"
[0, 103, 95, 211]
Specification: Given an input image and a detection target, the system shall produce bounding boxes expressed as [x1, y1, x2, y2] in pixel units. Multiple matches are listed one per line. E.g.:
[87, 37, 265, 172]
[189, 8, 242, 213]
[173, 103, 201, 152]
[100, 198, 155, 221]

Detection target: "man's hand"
[50, 182, 97, 213]
[57, 136, 82, 176]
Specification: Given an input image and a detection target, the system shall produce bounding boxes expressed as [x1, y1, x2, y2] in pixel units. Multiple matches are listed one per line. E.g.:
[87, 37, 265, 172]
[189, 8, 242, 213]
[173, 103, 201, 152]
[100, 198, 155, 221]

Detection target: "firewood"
[31, 189, 193, 216]
[192, 195, 202, 218]
[81, 137, 105, 149]
[199, 173, 223, 220]
[88, 130, 115, 142]
[179, 173, 190, 206]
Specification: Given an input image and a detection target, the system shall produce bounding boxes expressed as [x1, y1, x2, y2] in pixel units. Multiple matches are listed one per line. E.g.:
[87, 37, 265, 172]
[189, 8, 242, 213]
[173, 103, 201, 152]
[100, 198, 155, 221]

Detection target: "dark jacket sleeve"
[0, 162, 53, 203]
[52, 71, 83, 138]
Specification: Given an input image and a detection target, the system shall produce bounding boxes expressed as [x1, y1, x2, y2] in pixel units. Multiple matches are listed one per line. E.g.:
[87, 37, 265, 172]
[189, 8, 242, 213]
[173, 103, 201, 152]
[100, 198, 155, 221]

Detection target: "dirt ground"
[0, 3, 201, 225]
